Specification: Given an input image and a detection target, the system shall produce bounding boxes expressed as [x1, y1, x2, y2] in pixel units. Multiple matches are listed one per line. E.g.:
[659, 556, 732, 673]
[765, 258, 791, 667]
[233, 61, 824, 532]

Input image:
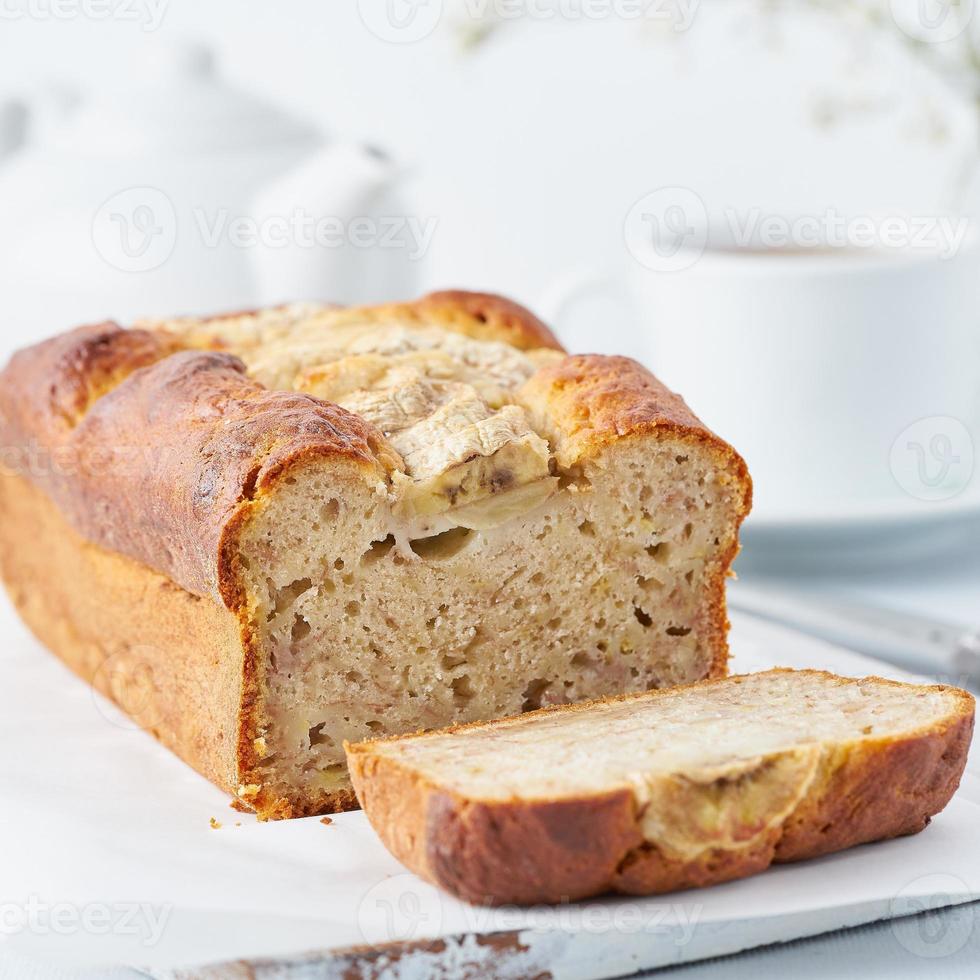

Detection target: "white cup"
[542, 214, 980, 520]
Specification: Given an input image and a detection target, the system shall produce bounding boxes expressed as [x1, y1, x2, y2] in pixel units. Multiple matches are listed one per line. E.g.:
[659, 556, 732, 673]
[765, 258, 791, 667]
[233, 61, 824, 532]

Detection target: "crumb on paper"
[210, 817, 222, 830]
[320, 817, 333, 826]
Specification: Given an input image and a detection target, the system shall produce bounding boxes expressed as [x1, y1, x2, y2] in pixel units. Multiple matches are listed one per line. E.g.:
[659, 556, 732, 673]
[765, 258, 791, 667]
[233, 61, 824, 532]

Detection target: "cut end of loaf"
[346, 669, 974, 904]
[237, 432, 745, 818]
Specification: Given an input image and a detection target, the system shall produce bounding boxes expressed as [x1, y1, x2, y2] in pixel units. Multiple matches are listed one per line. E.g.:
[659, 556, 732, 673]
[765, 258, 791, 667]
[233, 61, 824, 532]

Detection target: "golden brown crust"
[245, 786, 361, 822]
[0, 471, 246, 792]
[348, 290, 565, 352]
[0, 322, 179, 446]
[519, 354, 742, 468]
[0, 336, 396, 606]
[347, 670, 975, 905]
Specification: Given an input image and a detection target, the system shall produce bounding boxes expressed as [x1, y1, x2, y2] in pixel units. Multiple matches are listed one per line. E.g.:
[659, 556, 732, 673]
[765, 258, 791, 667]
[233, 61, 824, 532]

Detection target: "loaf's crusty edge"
[346, 670, 975, 905]
[346, 289, 565, 352]
[518, 354, 751, 678]
[0, 469, 246, 792]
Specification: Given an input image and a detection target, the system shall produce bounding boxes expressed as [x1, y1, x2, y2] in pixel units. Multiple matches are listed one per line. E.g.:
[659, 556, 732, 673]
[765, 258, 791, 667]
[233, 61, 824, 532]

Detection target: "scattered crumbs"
[210, 817, 222, 830]
[235, 822, 242, 827]
[320, 817, 333, 826]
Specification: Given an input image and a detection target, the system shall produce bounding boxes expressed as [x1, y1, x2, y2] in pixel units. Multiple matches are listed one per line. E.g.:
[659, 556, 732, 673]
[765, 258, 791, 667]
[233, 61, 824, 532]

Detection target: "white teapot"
[0, 42, 416, 352]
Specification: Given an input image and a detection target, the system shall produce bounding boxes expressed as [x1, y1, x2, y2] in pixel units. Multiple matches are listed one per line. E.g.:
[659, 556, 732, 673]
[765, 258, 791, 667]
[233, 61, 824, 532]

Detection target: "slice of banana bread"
[347, 669, 975, 904]
[0, 291, 751, 819]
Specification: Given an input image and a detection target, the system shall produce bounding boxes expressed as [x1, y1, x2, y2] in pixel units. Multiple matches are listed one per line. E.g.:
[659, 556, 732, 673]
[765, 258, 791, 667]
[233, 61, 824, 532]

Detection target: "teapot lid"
[47, 41, 319, 156]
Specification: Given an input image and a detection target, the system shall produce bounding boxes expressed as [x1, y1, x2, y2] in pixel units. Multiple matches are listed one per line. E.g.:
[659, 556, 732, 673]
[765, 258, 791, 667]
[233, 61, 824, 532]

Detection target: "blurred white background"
[0, 0, 976, 332]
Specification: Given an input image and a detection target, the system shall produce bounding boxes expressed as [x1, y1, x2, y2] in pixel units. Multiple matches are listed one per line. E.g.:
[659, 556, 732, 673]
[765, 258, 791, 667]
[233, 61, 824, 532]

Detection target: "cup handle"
[538, 267, 622, 353]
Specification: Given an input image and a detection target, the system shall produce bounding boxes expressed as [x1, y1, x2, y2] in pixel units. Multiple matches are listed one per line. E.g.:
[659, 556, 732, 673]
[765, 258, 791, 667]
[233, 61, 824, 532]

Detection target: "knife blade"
[728, 581, 980, 690]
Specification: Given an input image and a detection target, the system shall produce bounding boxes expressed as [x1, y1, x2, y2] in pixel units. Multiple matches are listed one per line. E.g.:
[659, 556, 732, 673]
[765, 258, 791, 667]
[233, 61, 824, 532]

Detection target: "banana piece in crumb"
[337, 377, 555, 538]
[152, 312, 564, 540]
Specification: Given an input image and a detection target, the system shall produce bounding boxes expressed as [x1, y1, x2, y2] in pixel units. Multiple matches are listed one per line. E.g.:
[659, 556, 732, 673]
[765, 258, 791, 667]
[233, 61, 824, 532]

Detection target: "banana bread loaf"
[0, 291, 751, 819]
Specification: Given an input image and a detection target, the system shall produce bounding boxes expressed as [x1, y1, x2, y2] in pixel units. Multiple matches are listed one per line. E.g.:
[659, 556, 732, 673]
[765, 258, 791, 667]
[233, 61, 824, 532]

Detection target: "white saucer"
[738, 484, 980, 570]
